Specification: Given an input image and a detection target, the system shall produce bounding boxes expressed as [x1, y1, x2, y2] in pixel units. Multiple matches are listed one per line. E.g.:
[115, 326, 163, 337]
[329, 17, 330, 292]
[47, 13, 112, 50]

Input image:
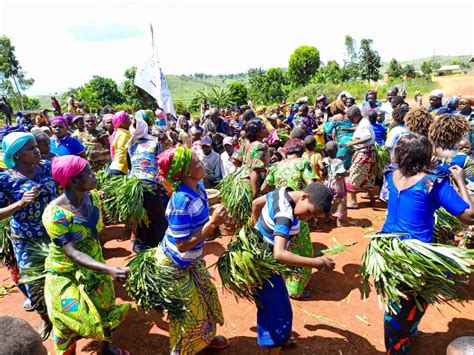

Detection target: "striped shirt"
[256, 187, 300, 245]
[162, 181, 209, 267]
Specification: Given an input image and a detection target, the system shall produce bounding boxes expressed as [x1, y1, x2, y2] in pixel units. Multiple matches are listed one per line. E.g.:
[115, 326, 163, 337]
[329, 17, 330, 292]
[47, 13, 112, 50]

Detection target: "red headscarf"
[52, 155, 89, 188]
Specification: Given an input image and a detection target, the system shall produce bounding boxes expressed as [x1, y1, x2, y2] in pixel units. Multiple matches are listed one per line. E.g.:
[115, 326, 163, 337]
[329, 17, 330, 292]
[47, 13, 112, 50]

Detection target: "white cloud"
[1, 0, 472, 95]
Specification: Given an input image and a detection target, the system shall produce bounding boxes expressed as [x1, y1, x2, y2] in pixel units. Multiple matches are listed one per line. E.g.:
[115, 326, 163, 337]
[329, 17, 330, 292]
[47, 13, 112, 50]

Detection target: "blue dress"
[380, 171, 468, 354]
[0, 160, 57, 313]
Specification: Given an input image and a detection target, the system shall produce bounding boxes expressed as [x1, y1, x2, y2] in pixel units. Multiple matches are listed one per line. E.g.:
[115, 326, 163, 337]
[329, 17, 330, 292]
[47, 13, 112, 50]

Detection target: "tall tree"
[358, 39, 381, 83]
[342, 35, 360, 81]
[0, 36, 34, 109]
[386, 59, 404, 78]
[287, 46, 321, 87]
[402, 64, 417, 78]
[83, 75, 124, 108]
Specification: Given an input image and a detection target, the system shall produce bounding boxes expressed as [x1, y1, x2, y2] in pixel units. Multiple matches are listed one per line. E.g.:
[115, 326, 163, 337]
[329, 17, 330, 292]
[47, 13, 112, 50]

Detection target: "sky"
[0, 0, 473, 95]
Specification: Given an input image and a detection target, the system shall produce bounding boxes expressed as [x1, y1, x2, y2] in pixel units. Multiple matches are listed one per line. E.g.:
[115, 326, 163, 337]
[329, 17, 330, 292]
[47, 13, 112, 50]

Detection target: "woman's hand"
[107, 266, 129, 283]
[20, 187, 38, 207]
[450, 166, 466, 185]
[210, 204, 228, 226]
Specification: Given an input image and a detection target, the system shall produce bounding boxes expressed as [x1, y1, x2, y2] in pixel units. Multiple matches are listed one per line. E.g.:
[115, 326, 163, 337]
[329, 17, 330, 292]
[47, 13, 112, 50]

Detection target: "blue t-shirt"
[381, 171, 469, 243]
[371, 122, 387, 145]
[50, 134, 85, 156]
[256, 187, 300, 245]
[162, 182, 210, 267]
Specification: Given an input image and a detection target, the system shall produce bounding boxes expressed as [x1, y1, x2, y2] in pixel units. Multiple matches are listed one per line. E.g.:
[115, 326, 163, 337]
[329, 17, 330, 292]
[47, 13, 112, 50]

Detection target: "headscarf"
[112, 111, 128, 130]
[63, 113, 74, 126]
[337, 91, 353, 100]
[50, 116, 68, 126]
[430, 90, 444, 99]
[72, 115, 84, 124]
[127, 117, 155, 148]
[2, 132, 35, 169]
[157, 145, 192, 190]
[52, 155, 89, 188]
[102, 113, 114, 123]
[365, 90, 377, 101]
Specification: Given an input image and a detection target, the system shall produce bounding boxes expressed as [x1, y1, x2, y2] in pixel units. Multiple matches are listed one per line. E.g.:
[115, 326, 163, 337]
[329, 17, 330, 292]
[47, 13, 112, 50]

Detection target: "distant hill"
[381, 55, 471, 71]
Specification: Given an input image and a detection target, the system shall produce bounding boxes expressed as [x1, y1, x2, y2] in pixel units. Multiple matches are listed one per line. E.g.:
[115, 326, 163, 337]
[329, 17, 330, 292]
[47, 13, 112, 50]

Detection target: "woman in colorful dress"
[239, 119, 270, 198]
[42, 155, 131, 355]
[260, 138, 317, 299]
[50, 116, 86, 158]
[108, 111, 131, 175]
[0, 132, 56, 340]
[80, 113, 111, 171]
[155, 146, 229, 354]
[378, 134, 474, 354]
[127, 114, 167, 253]
[345, 106, 376, 208]
[324, 113, 354, 170]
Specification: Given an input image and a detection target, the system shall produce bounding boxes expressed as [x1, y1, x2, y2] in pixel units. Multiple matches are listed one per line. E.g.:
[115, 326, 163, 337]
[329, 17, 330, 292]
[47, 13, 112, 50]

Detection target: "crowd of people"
[0, 86, 473, 355]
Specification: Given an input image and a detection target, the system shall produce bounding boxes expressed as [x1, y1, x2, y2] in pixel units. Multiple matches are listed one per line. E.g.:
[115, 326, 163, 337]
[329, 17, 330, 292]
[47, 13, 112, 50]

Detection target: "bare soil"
[1, 200, 473, 354]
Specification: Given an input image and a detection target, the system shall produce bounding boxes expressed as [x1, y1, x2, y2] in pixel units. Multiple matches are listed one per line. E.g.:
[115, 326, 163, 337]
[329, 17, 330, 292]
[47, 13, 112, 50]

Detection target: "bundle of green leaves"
[217, 171, 253, 227]
[126, 248, 190, 320]
[361, 234, 474, 314]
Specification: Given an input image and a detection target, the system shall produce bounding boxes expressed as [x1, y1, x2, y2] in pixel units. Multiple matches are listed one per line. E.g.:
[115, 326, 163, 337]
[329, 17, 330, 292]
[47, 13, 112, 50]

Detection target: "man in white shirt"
[380, 88, 397, 124]
[221, 136, 237, 177]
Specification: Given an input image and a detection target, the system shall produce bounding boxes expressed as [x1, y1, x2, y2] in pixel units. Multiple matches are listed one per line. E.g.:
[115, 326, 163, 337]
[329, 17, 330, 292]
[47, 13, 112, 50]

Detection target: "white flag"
[134, 24, 176, 117]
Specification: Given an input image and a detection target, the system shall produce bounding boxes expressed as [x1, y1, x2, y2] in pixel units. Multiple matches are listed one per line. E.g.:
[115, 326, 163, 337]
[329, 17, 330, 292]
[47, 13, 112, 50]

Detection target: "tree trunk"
[12, 77, 24, 110]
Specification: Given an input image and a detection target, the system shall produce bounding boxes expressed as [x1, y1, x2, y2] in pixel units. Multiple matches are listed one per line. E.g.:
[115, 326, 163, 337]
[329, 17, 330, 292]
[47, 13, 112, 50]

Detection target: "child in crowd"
[33, 132, 57, 161]
[368, 110, 387, 145]
[457, 136, 472, 156]
[303, 135, 324, 181]
[323, 141, 348, 226]
[251, 182, 335, 354]
[313, 109, 326, 149]
[221, 136, 237, 178]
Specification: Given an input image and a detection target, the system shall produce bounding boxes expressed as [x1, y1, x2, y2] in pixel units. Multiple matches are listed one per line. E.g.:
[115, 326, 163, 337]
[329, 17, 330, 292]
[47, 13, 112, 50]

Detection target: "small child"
[33, 132, 57, 161]
[323, 141, 348, 226]
[303, 135, 324, 181]
[456, 136, 472, 156]
[368, 109, 387, 145]
[313, 109, 326, 149]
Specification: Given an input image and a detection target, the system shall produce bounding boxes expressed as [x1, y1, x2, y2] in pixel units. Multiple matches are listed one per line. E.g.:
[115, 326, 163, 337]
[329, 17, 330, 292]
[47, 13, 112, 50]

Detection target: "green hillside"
[381, 55, 471, 71]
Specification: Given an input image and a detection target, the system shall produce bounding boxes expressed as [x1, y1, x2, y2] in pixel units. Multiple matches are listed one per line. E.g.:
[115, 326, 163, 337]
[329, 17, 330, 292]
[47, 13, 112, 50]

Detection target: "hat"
[190, 126, 201, 134]
[223, 137, 233, 146]
[201, 136, 213, 146]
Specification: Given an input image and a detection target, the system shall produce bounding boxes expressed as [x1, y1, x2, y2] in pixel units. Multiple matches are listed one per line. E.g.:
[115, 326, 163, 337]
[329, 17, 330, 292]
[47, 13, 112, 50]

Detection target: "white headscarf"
[127, 117, 155, 148]
[338, 91, 353, 100]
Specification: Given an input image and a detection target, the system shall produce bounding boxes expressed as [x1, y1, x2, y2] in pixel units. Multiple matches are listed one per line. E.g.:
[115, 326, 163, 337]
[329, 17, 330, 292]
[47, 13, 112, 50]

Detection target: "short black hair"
[304, 135, 316, 150]
[242, 109, 256, 121]
[392, 106, 410, 124]
[367, 110, 378, 123]
[303, 182, 333, 214]
[394, 133, 432, 177]
[0, 316, 46, 355]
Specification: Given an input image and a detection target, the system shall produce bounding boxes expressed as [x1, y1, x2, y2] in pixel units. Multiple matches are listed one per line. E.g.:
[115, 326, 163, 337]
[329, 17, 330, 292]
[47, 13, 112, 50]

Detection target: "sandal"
[207, 335, 230, 349]
[23, 299, 35, 312]
[37, 321, 52, 342]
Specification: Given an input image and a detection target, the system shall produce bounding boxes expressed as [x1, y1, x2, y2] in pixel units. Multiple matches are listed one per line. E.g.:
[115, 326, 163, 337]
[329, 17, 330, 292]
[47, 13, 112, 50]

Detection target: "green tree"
[386, 59, 404, 78]
[420, 60, 433, 76]
[0, 36, 35, 109]
[82, 75, 124, 109]
[358, 39, 381, 83]
[402, 64, 417, 78]
[197, 87, 233, 109]
[264, 68, 287, 103]
[248, 67, 267, 104]
[121, 66, 157, 111]
[312, 60, 343, 84]
[287, 46, 321, 87]
[450, 60, 470, 70]
[227, 82, 248, 106]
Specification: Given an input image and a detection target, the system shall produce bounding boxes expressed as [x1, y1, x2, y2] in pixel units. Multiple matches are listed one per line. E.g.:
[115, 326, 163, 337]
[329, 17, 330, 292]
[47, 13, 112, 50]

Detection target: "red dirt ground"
[1, 200, 474, 355]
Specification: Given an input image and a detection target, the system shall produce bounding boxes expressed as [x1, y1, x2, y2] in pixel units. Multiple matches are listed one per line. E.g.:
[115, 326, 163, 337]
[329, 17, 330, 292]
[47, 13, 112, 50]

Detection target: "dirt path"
[1, 201, 473, 354]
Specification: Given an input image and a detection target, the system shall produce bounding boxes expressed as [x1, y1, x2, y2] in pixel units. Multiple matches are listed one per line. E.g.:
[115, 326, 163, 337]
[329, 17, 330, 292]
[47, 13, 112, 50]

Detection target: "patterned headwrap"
[157, 145, 192, 190]
[1, 132, 35, 169]
[52, 155, 89, 188]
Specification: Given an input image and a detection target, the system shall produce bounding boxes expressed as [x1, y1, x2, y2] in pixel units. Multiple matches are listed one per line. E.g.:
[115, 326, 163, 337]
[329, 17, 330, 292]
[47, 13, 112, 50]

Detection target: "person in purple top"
[295, 104, 316, 136]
